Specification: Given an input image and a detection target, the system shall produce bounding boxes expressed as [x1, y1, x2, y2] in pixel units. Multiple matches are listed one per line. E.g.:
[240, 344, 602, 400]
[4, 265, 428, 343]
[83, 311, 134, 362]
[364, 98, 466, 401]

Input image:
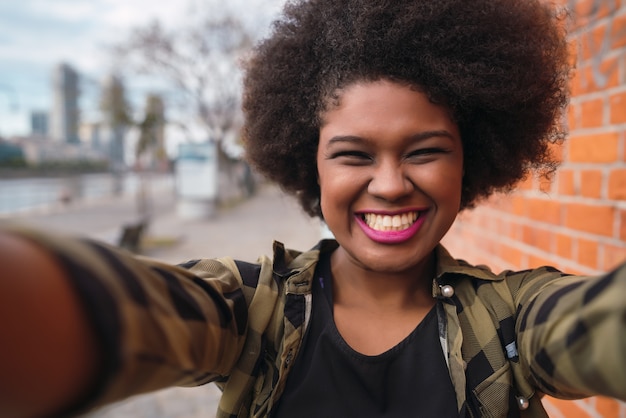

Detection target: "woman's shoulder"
[436, 244, 568, 286]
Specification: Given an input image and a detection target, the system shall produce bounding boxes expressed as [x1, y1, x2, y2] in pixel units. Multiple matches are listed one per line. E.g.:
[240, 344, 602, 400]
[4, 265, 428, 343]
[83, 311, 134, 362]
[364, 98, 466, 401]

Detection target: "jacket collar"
[435, 244, 503, 282]
[272, 239, 501, 288]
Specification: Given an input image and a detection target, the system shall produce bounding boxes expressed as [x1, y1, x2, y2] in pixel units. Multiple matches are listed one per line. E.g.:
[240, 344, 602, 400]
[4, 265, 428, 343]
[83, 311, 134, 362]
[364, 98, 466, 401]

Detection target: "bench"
[118, 219, 149, 253]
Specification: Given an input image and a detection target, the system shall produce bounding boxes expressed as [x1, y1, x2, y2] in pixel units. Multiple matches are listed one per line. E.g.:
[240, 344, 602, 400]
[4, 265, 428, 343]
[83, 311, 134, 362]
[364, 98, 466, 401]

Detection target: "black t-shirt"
[272, 251, 459, 418]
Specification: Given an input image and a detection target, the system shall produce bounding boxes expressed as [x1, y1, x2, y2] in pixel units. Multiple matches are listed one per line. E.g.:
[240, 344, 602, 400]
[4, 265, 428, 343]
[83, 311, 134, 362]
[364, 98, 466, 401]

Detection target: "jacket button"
[284, 349, 294, 368]
[440, 284, 455, 298]
[517, 396, 530, 410]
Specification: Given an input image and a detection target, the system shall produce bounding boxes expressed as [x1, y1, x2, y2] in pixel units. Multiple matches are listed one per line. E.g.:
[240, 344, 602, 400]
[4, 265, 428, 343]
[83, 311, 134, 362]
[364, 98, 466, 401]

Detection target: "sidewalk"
[11, 182, 324, 418]
[141, 182, 324, 264]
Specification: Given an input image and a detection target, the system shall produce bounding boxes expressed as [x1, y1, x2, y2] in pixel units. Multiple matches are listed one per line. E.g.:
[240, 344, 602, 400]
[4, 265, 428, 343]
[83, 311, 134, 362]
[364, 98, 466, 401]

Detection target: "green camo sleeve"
[512, 263, 626, 401]
[3, 223, 248, 414]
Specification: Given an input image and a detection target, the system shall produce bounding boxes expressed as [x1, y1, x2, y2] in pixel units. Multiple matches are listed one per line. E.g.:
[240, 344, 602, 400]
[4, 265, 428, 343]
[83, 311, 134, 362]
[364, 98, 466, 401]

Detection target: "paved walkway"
[8, 182, 324, 418]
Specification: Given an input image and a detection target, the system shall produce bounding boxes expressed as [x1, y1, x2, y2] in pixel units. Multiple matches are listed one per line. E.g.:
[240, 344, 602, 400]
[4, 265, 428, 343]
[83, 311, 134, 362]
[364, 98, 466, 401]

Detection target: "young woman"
[1, 0, 624, 417]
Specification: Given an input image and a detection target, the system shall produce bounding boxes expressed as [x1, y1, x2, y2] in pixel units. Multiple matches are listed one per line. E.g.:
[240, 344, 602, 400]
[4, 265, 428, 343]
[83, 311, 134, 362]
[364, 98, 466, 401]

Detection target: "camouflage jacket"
[10, 228, 626, 417]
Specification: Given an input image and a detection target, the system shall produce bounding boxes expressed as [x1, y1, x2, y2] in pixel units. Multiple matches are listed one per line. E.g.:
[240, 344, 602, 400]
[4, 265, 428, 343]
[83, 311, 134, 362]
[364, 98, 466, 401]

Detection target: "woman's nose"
[367, 162, 413, 201]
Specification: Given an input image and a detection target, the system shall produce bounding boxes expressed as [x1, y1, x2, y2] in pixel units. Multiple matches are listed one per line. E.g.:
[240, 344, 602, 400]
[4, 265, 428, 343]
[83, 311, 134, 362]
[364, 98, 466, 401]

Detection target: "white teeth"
[362, 211, 420, 231]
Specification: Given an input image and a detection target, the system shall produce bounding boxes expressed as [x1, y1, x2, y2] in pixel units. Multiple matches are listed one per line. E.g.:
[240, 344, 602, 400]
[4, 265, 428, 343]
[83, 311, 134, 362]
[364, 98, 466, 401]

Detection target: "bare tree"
[100, 74, 168, 227]
[99, 74, 131, 174]
[134, 94, 167, 220]
[113, 6, 253, 147]
[111, 3, 258, 206]
[136, 94, 166, 164]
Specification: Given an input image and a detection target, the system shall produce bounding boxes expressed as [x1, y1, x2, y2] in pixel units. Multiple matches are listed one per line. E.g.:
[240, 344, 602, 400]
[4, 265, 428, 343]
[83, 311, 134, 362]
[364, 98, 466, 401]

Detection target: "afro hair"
[242, 0, 571, 218]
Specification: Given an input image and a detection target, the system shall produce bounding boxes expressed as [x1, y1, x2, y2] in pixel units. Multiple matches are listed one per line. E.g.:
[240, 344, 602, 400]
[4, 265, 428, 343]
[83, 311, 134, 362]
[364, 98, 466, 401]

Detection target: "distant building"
[30, 111, 49, 137]
[51, 63, 80, 144]
[79, 121, 102, 151]
[14, 135, 105, 165]
[101, 74, 128, 171]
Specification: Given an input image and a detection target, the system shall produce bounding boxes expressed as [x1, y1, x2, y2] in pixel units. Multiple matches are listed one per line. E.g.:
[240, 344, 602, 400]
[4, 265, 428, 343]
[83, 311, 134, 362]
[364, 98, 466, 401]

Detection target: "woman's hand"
[0, 231, 100, 418]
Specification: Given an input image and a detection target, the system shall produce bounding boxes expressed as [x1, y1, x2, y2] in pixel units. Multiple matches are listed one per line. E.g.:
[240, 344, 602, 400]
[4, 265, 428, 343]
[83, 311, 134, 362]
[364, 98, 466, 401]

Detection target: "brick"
[491, 196, 511, 212]
[609, 91, 626, 124]
[517, 176, 534, 191]
[522, 226, 552, 253]
[505, 202, 522, 218]
[570, 66, 584, 96]
[497, 218, 509, 236]
[511, 196, 526, 216]
[527, 198, 562, 224]
[597, 397, 622, 417]
[508, 222, 523, 241]
[577, 238, 599, 269]
[565, 203, 614, 236]
[521, 225, 533, 245]
[558, 169, 576, 196]
[580, 98, 604, 127]
[581, 25, 608, 62]
[622, 52, 626, 85]
[621, 210, 626, 241]
[500, 244, 523, 267]
[599, 57, 621, 88]
[602, 243, 626, 270]
[529, 254, 557, 268]
[548, 141, 564, 164]
[569, 132, 620, 163]
[582, 58, 620, 93]
[543, 398, 591, 417]
[538, 175, 553, 193]
[477, 212, 490, 230]
[611, 13, 626, 50]
[556, 233, 574, 259]
[580, 169, 603, 198]
[567, 103, 580, 130]
[573, 0, 595, 30]
[608, 169, 626, 199]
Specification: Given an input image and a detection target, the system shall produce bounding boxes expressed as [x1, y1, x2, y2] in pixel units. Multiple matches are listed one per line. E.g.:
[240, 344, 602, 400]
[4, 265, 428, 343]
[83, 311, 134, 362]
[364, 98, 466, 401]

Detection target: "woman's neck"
[330, 247, 436, 312]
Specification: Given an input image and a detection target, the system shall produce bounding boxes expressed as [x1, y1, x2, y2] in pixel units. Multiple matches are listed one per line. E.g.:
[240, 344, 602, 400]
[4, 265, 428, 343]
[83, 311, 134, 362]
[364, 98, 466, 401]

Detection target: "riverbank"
[0, 161, 113, 179]
[0, 172, 175, 216]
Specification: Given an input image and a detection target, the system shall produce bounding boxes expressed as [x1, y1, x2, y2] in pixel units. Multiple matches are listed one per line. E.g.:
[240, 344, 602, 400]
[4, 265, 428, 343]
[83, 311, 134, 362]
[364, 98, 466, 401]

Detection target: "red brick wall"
[441, 0, 626, 416]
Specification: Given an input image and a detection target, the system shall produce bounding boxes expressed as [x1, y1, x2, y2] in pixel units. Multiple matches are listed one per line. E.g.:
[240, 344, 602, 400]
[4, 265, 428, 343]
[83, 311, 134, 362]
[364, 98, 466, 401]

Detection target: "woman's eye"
[410, 148, 445, 156]
[330, 150, 372, 162]
[407, 148, 449, 160]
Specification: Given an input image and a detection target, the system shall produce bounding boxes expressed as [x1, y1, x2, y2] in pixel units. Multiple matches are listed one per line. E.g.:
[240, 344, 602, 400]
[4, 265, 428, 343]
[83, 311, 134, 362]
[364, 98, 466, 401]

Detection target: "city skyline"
[0, 0, 285, 138]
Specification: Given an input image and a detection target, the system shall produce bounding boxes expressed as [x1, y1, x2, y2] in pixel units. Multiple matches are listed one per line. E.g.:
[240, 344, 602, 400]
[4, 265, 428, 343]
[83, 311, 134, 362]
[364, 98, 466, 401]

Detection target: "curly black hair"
[242, 0, 571, 218]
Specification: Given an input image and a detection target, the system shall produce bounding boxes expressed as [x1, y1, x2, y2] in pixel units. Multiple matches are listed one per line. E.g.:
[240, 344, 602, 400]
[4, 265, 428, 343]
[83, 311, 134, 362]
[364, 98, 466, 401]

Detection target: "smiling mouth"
[360, 212, 421, 232]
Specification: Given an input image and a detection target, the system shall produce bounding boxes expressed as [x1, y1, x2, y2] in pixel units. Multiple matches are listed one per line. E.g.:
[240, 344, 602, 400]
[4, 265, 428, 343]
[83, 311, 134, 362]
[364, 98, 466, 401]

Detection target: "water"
[0, 172, 175, 215]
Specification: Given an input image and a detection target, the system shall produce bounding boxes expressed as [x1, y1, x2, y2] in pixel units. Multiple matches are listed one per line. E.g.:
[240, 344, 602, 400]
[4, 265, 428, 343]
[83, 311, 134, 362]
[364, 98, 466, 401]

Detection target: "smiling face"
[317, 79, 464, 278]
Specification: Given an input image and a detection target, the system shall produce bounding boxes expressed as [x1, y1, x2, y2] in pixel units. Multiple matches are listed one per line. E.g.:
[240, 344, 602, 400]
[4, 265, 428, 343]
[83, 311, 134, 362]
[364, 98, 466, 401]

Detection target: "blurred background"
[0, 0, 289, 221]
[0, 2, 325, 415]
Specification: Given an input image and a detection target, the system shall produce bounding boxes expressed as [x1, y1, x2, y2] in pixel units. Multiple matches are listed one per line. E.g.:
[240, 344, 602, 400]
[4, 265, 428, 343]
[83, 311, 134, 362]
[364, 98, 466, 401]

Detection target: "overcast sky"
[0, 0, 286, 137]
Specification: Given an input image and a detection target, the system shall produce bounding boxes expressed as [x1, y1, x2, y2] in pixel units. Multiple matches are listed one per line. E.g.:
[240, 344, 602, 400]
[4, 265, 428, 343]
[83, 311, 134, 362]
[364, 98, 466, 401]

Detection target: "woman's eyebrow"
[325, 130, 456, 147]
[408, 130, 457, 142]
[326, 135, 363, 146]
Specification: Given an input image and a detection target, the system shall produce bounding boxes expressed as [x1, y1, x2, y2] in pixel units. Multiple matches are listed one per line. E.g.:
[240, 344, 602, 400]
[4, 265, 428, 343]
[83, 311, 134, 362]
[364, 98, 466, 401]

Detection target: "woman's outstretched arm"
[0, 231, 101, 418]
[0, 224, 250, 417]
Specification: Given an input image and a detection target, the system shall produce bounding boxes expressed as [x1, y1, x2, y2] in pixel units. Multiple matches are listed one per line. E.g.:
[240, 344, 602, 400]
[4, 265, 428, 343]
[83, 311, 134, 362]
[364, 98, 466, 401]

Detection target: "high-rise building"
[50, 63, 80, 143]
[30, 111, 49, 137]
